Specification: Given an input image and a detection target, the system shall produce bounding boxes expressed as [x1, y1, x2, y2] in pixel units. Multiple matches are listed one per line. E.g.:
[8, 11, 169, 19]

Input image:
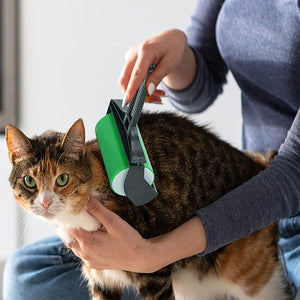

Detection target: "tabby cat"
[6, 113, 291, 300]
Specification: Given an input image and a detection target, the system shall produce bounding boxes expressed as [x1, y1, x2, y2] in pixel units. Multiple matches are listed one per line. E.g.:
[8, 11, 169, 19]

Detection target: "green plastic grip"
[95, 112, 154, 196]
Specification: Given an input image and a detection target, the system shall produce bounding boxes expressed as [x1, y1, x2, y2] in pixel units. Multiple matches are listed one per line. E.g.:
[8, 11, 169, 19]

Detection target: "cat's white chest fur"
[52, 191, 102, 244]
[54, 206, 101, 244]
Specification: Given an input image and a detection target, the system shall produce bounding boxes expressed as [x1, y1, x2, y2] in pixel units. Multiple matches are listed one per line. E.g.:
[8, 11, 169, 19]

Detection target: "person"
[3, 0, 300, 299]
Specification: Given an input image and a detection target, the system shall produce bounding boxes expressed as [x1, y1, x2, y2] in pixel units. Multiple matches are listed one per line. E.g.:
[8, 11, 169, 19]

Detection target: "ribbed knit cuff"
[162, 47, 214, 114]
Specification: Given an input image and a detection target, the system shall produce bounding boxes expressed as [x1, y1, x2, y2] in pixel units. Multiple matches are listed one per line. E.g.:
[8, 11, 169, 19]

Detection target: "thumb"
[87, 197, 119, 230]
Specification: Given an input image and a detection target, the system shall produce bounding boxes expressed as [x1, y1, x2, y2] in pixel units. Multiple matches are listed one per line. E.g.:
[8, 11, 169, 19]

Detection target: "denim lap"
[279, 214, 300, 298]
[3, 234, 299, 299]
[3, 236, 90, 300]
[2, 236, 141, 300]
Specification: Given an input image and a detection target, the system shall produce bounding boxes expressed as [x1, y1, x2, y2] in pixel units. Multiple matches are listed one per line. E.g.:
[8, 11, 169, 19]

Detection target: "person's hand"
[68, 197, 206, 273]
[68, 197, 153, 272]
[119, 28, 196, 106]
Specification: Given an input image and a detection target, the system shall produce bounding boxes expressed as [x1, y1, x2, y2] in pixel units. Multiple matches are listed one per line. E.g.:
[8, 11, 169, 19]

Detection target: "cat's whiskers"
[64, 201, 87, 214]
[17, 211, 36, 242]
[16, 207, 29, 225]
[48, 204, 65, 215]
[0, 190, 47, 247]
[32, 199, 65, 216]
[1, 190, 25, 218]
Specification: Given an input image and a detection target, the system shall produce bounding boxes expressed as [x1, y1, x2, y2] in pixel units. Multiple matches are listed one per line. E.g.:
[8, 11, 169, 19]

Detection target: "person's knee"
[4, 250, 23, 281]
[3, 249, 28, 299]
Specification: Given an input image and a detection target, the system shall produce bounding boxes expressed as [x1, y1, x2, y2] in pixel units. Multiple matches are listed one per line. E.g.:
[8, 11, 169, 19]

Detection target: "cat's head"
[5, 119, 92, 223]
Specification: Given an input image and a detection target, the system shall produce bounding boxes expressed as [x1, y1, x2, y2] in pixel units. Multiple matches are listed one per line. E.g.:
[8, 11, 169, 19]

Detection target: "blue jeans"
[3, 231, 300, 300]
[2, 236, 140, 300]
[279, 213, 300, 298]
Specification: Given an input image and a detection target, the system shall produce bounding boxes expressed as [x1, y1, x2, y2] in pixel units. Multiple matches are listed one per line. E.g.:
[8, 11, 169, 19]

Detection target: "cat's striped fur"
[6, 113, 292, 299]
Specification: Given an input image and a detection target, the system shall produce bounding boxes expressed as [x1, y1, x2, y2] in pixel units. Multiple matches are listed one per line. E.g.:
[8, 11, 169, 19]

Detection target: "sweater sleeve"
[163, 0, 228, 113]
[197, 109, 300, 255]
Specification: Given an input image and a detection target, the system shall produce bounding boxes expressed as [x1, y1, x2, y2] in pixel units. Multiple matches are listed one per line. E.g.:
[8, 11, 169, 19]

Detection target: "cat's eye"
[23, 176, 37, 189]
[56, 173, 69, 187]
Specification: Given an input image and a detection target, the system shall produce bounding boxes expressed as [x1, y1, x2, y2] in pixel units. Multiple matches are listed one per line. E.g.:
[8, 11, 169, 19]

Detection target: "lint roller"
[95, 64, 158, 206]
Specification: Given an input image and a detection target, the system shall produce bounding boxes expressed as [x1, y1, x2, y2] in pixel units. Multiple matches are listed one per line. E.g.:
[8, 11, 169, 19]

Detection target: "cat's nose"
[42, 199, 53, 209]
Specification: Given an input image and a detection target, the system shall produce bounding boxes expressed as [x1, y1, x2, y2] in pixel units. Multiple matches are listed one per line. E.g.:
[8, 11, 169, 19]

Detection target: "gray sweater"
[164, 0, 300, 254]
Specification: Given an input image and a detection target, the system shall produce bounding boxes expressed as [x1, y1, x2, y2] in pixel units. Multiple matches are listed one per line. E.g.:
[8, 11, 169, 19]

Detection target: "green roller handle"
[95, 112, 154, 196]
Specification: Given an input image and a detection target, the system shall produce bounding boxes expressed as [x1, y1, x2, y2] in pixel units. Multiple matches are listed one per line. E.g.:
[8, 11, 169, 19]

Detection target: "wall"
[0, 0, 241, 257]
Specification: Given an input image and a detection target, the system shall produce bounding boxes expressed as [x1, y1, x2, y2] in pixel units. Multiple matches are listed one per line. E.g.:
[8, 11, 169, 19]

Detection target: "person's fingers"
[145, 94, 163, 104]
[68, 227, 93, 245]
[120, 29, 188, 106]
[124, 51, 155, 106]
[144, 55, 174, 96]
[86, 197, 121, 231]
[145, 90, 166, 101]
[68, 238, 79, 250]
[68, 240, 91, 267]
[119, 48, 138, 94]
[69, 244, 81, 258]
[152, 89, 166, 97]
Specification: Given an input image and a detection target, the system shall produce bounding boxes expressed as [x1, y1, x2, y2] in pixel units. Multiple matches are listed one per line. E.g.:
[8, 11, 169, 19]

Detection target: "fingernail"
[122, 93, 128, 107]
[147, 82, 155, 96]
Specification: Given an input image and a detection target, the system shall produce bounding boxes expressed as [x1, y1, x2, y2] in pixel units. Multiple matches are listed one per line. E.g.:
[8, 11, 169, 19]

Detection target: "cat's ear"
[61, 119, 86, 156]
[5, 125, 32, 164]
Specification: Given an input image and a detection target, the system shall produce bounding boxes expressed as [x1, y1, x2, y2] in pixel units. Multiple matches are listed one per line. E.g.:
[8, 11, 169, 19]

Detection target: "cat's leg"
[83, 266, 130, 300]
[215, 224, 292, 300]
[244, 264, 293, 300]
[172, 267, 229, 300]
[219, 264, 292, 300]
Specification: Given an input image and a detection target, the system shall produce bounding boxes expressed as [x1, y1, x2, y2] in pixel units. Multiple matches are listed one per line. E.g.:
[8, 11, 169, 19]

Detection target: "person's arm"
[119, 28, 197, 106]
[119, 0, 227, 109]
[68, 197, 206, 273]
[163, 0, 228, 114]
[197, 109, 300, 254]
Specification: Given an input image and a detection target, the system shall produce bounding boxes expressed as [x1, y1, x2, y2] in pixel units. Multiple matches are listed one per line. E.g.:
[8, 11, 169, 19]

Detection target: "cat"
[6, 113, 292, 300]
